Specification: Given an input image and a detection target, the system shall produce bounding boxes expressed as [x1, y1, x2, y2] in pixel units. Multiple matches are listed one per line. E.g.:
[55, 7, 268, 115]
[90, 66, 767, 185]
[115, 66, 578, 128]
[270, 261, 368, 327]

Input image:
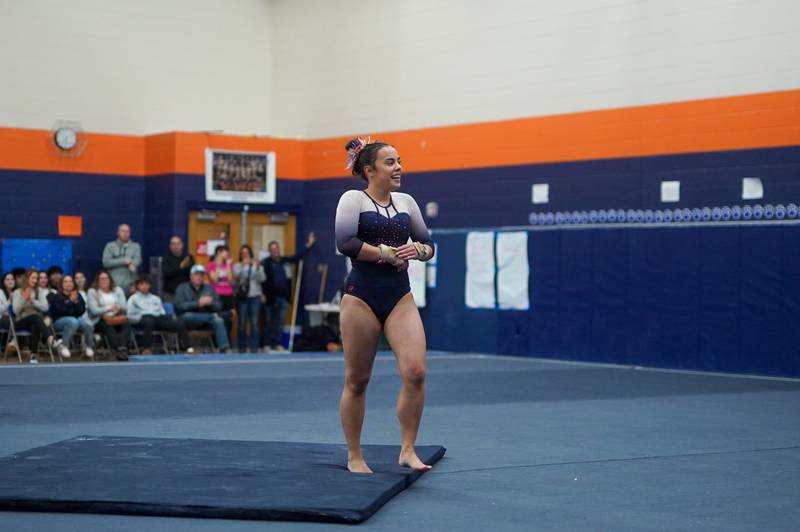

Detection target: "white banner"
[465, 232, 496, 309]
[496, 231, 529, 310]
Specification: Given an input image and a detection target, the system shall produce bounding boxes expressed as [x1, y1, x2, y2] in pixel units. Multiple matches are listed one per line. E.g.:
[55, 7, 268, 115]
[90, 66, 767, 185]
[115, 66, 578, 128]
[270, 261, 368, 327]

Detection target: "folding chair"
[1, 307, 22, 364]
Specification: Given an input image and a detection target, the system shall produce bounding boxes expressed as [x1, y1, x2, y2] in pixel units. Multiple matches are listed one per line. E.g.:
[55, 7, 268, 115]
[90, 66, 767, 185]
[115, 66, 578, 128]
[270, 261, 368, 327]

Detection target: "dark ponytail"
[345, 139, 392, 182]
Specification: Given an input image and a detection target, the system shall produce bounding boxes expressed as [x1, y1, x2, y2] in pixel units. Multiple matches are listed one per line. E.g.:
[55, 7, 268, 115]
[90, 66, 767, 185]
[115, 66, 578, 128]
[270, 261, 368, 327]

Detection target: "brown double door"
[187, 210, 298, 343]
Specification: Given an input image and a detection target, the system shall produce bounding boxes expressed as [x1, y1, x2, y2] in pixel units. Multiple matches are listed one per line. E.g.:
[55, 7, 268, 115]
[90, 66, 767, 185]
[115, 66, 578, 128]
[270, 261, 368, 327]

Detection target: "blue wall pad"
[0, 435, 445, 523]
[0, 238, 72, 274]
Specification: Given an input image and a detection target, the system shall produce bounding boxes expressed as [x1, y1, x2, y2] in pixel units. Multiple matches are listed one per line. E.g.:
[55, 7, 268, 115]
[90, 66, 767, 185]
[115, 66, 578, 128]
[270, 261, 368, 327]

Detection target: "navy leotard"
[335, 190, 435, 323]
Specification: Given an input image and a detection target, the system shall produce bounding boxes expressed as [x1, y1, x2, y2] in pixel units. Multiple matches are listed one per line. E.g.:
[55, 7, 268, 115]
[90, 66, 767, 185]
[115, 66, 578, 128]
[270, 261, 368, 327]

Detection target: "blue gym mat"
[0, 435, 445, 523]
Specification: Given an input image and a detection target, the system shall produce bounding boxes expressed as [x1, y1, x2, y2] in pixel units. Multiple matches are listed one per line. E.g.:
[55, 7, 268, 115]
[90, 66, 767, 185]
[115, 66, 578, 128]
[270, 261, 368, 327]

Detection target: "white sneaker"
[29, 356, 38, 365]
[185, 347, 195, 354]
[272, 345, 288, 352]
[59, 345, 71, 359]
[85, 347, 95, 358]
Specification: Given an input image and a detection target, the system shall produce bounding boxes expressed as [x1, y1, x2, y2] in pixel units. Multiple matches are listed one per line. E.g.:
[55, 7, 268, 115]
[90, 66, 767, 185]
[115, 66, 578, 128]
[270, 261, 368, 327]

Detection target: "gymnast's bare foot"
[347, 456, 373, 474]
[398, 448, 433, 471]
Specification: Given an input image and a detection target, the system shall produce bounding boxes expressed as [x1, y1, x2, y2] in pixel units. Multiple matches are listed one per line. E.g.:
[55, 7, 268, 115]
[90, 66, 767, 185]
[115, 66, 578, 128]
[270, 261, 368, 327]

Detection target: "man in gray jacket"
[102, 224, 141, 294]
[174, 265, 230, 352]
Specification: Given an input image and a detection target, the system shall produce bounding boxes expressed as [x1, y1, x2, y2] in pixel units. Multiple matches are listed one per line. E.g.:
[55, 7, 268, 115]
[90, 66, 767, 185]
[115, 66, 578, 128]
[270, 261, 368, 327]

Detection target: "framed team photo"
[205, 148, 276, 204]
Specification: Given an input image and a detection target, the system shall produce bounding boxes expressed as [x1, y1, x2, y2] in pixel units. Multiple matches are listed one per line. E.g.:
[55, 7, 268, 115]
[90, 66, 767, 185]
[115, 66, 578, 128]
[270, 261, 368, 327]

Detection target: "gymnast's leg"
[383, 292, 432, 471]
[339, 294, 382, 473]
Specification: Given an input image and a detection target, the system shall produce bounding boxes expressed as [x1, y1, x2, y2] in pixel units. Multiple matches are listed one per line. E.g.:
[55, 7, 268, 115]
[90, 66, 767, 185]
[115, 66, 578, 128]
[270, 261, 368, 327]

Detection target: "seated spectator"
[48, 275, 94, 359]
[47, 266, 64, 292]
[12, 269, 59, 364]
[233, 244, 266, 352]
[162, 235, 195, 301]
[87, 269, 131, 360]
[12, 268, 26, 292]
[174, 265, 230, 352]
[38, 271, 54, 295]
[206, 245, 235, 311]
[127, 274, 193, 355]
[0, 272, 14, 336]
[102, 223, 141, 294]
[2, 271, 15, 305]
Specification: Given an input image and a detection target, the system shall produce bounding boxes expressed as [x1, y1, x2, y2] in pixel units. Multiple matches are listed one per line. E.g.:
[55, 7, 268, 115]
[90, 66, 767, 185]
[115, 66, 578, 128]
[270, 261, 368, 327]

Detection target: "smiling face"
[364, 146, 402, 191]
[74, 272, 86, 290]
[26, 271, 38, 289]
[38, 272, 49, 288]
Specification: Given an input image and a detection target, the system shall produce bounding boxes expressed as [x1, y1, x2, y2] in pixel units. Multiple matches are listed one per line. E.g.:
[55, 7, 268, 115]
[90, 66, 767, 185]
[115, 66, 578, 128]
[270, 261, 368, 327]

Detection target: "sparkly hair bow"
[345, 136, 373, 170]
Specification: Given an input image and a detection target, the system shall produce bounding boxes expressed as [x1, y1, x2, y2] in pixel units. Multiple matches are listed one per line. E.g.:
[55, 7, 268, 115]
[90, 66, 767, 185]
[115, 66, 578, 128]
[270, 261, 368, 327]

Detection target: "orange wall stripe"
[305, 89, 800, 179]
[1, 89, 798, 179]
[0, 127, 144, 176]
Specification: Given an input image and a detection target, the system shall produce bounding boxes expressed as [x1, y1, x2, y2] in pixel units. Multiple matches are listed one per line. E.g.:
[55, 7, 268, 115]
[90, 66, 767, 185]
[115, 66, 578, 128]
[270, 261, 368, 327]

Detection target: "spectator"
[0, 272, 17, 354]
[102, 223, 142, 294]
[1, 272, 15, 336]
[11, 267, 26, 291]
[87, 269, 131, 360]
[174, 265, 230, 352]
[233, 244, 266, 352]
[12, 269, 59, 364]
[38, 271, 54, 294]
[2, 271, 16, 301]
[47, 265, 64, 291]
[74, 271, 89, 301]
[162, 235, 195, 301]
[206, 244, 235, 311]
[127, 274, 192, 355]
[261, 232, 316, 351]
[48, 275, 94, 359]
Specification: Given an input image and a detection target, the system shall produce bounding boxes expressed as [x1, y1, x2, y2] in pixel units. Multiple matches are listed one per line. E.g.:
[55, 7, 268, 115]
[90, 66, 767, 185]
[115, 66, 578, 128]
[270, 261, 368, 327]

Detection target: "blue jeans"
[263, 298, 288, 347]
[237, 296, 261, 350]
[181, 312, 230, 350]
[53, 316, 95, 348]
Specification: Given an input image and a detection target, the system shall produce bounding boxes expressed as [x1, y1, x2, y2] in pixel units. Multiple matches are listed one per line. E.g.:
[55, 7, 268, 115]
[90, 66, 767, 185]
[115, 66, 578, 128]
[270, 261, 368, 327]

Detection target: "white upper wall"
[270, 0, 800, 138]
[2, 0, 798, 138]
[0, 0, 272, 135]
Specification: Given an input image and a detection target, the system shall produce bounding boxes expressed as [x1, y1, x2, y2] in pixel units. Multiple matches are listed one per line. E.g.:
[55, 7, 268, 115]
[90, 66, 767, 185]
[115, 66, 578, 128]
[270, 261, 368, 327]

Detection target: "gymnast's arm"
[395, 195, 435, 262]
[335, 191, 383, 262]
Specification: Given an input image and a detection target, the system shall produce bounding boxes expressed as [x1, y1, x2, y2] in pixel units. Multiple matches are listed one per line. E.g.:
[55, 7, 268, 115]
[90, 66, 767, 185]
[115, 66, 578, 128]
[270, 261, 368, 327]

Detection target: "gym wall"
[0, 0, 272, 135]
[0, 1, 798, 374]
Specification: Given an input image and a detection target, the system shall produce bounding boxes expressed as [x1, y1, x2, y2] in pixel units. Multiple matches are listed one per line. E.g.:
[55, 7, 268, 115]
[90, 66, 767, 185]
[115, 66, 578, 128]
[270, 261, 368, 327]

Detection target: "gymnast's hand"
[395, 242, 431, 261]
[377, 244, 405, 267]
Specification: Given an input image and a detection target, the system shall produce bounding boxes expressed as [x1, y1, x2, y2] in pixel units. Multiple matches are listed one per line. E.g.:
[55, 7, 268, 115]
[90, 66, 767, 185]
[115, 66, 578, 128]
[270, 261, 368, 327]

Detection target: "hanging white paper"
[531, 183, 549, 204]
[660, 181, 680, 203]
[465, 232, 496, 309]
[408, 258, 426, 307]
[742, 177, 763, 200]
[496, 231, 529, 310]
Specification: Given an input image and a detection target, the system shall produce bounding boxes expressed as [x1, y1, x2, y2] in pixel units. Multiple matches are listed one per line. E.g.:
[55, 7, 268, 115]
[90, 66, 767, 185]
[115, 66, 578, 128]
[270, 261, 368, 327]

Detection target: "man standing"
[162, 235, 195, 301]
[102, 224, 142, 294]
[261, 232, 316, 351]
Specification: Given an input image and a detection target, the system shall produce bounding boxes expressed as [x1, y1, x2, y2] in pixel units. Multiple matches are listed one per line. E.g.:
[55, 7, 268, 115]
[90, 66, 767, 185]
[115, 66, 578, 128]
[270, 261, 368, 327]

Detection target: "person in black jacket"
[162, 235, 195, 301]
[260, 232, 316, 351]
[48, 275, 95, 359]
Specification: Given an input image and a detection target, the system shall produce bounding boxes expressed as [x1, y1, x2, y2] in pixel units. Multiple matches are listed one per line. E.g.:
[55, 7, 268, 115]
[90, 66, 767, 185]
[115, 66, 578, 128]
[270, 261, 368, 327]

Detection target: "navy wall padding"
[420, 224, 800, 378]
[0, 169, 144, 277]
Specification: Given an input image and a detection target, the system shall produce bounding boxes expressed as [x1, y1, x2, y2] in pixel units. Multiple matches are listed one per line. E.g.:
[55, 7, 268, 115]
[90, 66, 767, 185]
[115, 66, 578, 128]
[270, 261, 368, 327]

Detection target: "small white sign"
[425, 202, 439, 218]
[531, 183, 549, 204]
[742, 177, 763, 200]
[660, 181, 680, 203]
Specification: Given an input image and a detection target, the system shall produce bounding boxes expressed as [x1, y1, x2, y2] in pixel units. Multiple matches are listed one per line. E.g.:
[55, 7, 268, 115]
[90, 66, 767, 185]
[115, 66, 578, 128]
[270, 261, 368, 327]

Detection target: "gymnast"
[335, 138, 435, 473]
